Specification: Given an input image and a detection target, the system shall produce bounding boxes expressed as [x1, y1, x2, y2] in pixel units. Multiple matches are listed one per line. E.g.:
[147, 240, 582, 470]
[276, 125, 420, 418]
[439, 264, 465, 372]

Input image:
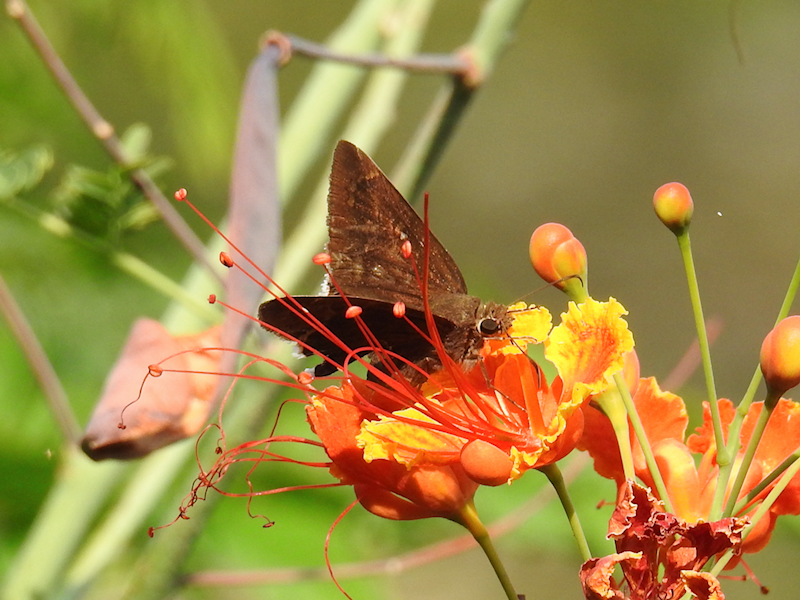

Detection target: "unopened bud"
[529, 223, 588, 299]
[760, 316, 800, 403]
[653, 182, 693, 235]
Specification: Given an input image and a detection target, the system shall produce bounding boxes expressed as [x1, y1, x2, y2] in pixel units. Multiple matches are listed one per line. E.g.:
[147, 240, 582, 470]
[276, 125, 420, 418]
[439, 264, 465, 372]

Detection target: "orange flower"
[580, 377, 800, 555]
[357, 297, 633, 485]
[169, 298, 632, 528]
[308, 382, 478, 520]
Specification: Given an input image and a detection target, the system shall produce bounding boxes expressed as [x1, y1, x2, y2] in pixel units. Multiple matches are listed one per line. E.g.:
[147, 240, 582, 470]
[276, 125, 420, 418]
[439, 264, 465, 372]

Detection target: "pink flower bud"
[760, 316, 800, 401]
[653, 182, 693, 235]
[529, 223, 588, 295]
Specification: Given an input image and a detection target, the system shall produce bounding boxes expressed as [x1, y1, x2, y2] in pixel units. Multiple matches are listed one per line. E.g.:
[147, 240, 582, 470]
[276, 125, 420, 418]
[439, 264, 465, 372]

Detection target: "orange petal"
[652, 438, 705, 521]
[681, 571, 724, 600]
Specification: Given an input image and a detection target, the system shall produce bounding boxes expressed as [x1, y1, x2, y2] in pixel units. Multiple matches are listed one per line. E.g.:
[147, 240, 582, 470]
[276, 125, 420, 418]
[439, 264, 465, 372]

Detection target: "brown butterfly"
[258, 140, 510, 380]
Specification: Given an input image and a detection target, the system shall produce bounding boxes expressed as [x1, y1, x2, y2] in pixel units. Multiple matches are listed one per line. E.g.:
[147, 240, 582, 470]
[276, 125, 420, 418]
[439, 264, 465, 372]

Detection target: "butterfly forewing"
[327, 140, 468, 312]
[258, 140, 506, 380]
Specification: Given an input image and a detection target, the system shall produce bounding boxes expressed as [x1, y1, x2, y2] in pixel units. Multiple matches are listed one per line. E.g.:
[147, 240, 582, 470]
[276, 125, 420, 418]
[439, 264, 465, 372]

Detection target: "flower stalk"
[540, 463, 592, 562]
[455, 502, 520, 600]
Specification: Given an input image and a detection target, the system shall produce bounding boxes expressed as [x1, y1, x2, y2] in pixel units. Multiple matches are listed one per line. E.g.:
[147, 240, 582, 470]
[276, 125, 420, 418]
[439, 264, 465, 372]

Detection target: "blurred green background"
[3, 1, 800, 599]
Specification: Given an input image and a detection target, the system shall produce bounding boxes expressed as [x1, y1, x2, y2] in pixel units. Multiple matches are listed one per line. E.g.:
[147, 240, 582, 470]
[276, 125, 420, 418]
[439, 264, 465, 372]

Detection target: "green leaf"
[0, 145, 54, 200]
[49, 124, 170, 242]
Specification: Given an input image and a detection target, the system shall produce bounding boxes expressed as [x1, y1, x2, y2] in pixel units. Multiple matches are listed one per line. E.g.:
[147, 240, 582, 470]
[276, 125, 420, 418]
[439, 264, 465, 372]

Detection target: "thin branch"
[6, 0, 223, 285]
[269, 31, 469, 75]
[0, 272, 81, 444]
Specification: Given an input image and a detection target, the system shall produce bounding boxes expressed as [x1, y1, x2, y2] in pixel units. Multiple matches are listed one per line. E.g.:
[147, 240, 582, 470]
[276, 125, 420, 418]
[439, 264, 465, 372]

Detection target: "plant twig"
[6, 0, 222, 285]
[0, 272, 81, 444]
[270, 31, 469, 74]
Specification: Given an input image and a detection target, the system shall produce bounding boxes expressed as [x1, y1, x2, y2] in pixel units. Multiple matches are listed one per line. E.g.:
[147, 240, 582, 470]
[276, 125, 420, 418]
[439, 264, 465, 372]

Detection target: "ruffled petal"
[545, 298, 634, 405]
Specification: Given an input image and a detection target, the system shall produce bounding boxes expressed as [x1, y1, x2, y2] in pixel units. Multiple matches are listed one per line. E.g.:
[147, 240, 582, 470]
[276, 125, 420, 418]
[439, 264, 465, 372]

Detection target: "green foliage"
[0, 144, 53, 200]
[50, 125, 168, 243]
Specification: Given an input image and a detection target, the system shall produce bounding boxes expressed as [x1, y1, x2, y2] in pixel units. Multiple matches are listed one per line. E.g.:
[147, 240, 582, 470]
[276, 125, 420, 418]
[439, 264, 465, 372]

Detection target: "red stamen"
[174, 188, 187, 202]
[163, 189, 536, 534]
[208, 294, 217, 304]
[148, 365, 163, 377]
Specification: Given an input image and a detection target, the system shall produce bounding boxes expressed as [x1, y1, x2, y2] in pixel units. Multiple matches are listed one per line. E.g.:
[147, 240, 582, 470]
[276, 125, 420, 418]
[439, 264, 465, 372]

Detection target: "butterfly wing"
[258, 141, 489, 378]
[258, 295, 481, 378]
[326, 140, 468, 312]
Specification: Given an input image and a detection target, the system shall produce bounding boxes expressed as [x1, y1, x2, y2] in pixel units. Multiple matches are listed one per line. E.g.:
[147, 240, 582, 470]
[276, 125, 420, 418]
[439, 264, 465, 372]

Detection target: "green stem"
[722, 393, 777, 517]
[676, 232, 725, 463]
[456, 502, 519, 600]
[715, 242, 800, 517]
[613, 373, 674, 513]
[712, 442, 800, 577]
[677, 230, 731, 521]
[733, 445, 800, 515]
[540, 463, 592, 562]
[592, 392, 635, 481]
[11, 199, 218, 323]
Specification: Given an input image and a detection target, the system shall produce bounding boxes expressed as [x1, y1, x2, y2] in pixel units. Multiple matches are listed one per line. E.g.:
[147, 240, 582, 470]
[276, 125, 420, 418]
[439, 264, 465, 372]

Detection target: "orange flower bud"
[760, 316, 800, 402]
[653, 182, 693, 235]
[461, 439, 514, 486]
[529, 223, 587, 297]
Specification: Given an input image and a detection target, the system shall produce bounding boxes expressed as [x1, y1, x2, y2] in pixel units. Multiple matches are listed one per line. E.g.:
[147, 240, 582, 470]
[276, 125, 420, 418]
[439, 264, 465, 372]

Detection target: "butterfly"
[258, 140, 510, 381]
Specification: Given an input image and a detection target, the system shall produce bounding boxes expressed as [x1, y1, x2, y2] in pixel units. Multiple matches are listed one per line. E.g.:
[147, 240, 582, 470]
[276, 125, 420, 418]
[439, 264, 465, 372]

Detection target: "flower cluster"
[115, 173, 800, 600]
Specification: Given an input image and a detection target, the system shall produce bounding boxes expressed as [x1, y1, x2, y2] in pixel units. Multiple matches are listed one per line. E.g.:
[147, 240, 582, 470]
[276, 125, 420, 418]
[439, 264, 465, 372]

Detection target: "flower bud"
[760, 316, 800, 401]
[653, 182, 693, 235]
[461, 439, 513, 486]
[529, 223, 588, 299]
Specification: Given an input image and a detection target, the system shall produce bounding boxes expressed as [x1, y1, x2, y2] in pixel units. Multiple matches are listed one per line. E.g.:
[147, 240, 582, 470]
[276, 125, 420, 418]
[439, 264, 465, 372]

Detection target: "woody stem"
[456, 502, 519, 600]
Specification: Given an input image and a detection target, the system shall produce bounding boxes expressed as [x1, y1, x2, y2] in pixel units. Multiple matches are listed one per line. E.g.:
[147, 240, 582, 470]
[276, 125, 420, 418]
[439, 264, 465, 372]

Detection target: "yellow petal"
[545, 297, 634, 403]
[357, 407, 466, 467]
[489, 303, 552, 356]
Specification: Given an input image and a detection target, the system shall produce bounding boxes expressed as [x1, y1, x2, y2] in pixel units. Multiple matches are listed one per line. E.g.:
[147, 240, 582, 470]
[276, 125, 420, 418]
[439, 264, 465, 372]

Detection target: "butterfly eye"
[478, 318, 501, 336]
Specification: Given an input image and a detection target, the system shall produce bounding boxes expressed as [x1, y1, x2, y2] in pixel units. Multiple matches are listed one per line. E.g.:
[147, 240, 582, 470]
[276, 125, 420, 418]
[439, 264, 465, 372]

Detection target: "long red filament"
[153, 189, 534, 534]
